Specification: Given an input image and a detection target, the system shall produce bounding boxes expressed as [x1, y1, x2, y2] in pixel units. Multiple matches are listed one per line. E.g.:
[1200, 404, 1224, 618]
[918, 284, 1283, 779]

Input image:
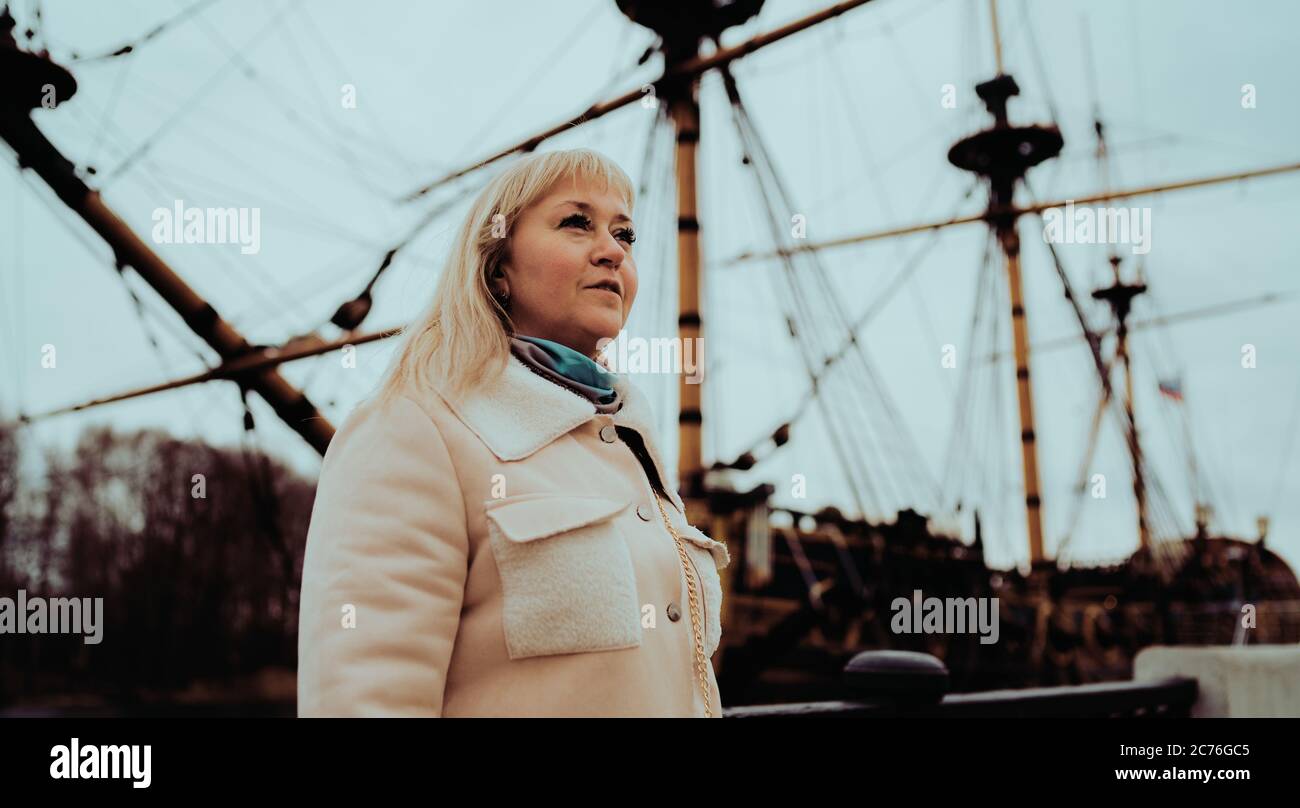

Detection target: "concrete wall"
[1135, 645, 1300, 717]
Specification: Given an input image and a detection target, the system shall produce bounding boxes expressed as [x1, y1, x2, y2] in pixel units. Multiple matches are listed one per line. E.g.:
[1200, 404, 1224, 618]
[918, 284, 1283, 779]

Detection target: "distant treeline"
[0, 421, 315, 706]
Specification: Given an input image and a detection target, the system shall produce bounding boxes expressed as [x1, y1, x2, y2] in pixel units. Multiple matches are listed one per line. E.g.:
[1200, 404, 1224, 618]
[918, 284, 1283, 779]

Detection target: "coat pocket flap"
[678, 523, 731, 570]
[484, 494, 630, 543]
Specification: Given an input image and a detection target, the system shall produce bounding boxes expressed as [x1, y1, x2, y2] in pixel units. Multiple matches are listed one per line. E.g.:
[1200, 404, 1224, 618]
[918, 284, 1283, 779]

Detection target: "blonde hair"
[376, 148, 635, 404]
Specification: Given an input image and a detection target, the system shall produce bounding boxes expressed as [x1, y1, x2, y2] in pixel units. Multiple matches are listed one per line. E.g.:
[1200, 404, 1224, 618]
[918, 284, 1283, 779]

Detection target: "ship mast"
[1091, 257, 1150, 547]
[667, 56, 705, 523]
[947, 0, 1062, 565]
[615, 0, 765, 524]
[1081, 42, 1152, 549]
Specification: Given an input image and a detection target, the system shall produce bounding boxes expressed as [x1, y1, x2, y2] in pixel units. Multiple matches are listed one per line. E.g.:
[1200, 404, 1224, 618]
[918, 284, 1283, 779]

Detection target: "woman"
[297, 149, 729, 717]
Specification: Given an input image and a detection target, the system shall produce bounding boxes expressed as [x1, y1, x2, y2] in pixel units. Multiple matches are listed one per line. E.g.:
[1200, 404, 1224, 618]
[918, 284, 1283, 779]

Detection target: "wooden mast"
[948, 0, 1061, 565]
[614, 0, 768, 523]
[1003, 214, 1048, 563]
[1093, 257, 1150, 548]
[669, 88, 707, 522]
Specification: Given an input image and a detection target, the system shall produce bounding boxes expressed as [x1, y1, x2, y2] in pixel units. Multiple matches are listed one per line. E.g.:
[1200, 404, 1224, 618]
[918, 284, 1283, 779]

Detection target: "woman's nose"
[592, 230, 624, 268]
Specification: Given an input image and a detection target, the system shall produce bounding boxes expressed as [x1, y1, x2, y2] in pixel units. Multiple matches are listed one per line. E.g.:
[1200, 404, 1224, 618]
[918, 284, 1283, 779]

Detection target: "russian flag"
[1158, 378, 1184, 402]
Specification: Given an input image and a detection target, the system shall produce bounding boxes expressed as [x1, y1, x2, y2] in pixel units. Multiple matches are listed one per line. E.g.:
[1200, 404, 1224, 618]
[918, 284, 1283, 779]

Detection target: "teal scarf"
[510, 335, 619, 408]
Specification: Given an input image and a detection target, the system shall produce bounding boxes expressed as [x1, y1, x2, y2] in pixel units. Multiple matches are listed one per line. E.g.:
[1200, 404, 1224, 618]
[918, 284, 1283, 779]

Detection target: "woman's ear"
[489, 266, 511, 307]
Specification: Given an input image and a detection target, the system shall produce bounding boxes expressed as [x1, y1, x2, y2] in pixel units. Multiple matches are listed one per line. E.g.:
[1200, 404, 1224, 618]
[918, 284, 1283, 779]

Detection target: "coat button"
[599, 424, 618, 443]
[636, 504, 653, 521]
[666, 603, 681, 622]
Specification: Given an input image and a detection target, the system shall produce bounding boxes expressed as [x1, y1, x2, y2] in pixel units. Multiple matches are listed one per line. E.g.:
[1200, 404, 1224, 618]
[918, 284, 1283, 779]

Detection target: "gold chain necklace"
[653, 496, 713, 718]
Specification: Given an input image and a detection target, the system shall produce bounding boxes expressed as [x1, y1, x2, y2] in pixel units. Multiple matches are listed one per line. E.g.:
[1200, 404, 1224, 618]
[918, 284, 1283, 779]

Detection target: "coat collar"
[433, 353, 685, 513]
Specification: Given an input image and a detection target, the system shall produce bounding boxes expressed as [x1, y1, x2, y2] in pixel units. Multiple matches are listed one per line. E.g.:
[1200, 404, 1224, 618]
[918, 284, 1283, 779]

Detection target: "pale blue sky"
[3, 0, 1298, 572]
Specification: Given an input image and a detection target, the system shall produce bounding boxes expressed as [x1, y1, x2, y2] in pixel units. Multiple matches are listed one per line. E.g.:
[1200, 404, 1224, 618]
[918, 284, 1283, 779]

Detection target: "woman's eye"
[560, 214, 633, 245]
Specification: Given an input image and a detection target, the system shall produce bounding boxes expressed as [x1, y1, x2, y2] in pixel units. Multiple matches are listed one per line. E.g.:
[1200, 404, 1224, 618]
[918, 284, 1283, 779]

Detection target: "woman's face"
[495, 174, 638, 358]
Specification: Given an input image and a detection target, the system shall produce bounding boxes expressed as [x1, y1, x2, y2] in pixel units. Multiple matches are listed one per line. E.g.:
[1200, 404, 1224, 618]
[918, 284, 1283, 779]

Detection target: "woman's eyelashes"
[559, 213, 636, 245]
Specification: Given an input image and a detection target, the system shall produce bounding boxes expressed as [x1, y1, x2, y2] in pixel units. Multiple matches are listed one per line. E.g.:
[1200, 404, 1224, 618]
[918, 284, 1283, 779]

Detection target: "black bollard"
[844, 650, 950, 707]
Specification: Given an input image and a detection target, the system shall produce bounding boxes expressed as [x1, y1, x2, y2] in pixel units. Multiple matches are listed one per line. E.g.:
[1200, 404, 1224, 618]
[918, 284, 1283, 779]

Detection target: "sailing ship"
[3, 0, 1298, 707]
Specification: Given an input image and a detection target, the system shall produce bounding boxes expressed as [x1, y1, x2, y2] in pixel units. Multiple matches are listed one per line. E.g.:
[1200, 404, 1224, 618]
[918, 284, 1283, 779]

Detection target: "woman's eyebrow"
[554, 200, 632, 225]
